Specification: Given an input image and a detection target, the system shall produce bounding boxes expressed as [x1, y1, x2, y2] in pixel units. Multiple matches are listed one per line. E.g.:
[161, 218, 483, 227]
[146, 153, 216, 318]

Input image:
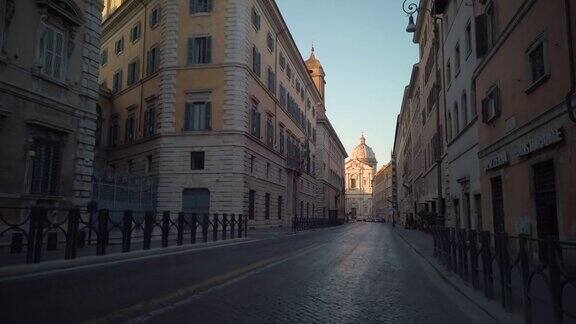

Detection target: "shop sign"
[484, 151, 509, 171]
[515, 128, 563, 157]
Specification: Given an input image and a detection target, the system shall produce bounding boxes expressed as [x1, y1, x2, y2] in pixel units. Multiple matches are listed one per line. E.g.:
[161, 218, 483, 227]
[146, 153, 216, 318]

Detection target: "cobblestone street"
[0, 223, 494, 323]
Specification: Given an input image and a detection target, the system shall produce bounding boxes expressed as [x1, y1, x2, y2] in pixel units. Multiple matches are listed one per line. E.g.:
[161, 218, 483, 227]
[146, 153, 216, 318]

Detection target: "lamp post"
[401, 0, 446, 227]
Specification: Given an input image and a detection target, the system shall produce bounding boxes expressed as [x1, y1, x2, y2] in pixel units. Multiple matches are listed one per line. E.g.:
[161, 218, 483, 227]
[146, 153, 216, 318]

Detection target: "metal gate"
[92, 170, 157, 212]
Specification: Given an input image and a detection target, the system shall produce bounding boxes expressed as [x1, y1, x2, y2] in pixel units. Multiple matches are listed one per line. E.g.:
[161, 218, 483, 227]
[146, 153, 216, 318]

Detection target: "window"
[279, 53, 286, 70]
[38, 24, 66, 80]
[127, 58, 140, 86]
[130, 22, 141, 43]
[113, 69, 123, 93]
[486, 2, 497, 49]
[446, 59, 451, 86]
[115, 37, 124, 55]
[250, 101, 261, 138]
[267, 32, 274, 52]
[481, 86, 501, 123]
[150, 6, 160, 28]
[454, 43, 461, 75]
[350, 177, 357, 189]
[265, 193, 270, 219]
[30, 141, 61, 195]
[101, 49, 108, 66]
[250, 155, 255, 173]
[453, 103, 460, 135]
[266, 162, 270, 178]
[279, 83, 287, 107]
[526, 35, 548, 89]
[185, 100, 212, 131]
[125, 114, 135, 143]
[190, 0, 212, 14]
[146, 155, 153, 174]
[190, 151, 205, 170]
[461, 91, 468, 126]
[266, 116, 273, 147]
[279, 127, 285, 154]
[127, 159, 135, 174]
[267, 67, 275, 93]
[286, 65, 292, 80]
[187, 36, 212, 64]
[251, 7, 261, 31]
[446, 111, 453, 141]
[252, 46, 261, 76]
[109, 117, 119, 147]
[277, 196, 282, 219]
[147, 46, 159, 75]
[144, 99, 156, 137]
[249, 190, 255, 220]
[465, 21, 472, 56]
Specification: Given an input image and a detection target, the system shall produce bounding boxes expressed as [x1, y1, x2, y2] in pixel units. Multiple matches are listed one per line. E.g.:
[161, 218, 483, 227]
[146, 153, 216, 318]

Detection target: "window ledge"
[32, 71, 70, 90]
[190, 12, 211, 17]
[524, 74, 550, 94]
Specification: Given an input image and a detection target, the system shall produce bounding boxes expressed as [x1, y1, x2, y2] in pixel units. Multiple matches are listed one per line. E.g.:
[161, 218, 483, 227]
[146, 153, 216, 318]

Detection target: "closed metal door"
[182, 189, 210, 215]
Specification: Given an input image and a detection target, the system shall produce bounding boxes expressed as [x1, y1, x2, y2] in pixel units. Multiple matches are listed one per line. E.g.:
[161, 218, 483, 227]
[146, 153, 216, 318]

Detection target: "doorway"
[182, 188, 210, 215]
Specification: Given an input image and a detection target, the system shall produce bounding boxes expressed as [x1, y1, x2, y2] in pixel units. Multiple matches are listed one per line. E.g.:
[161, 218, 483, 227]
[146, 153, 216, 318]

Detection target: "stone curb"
[394, 229, 521, 324]
[0, 237, 254, 281]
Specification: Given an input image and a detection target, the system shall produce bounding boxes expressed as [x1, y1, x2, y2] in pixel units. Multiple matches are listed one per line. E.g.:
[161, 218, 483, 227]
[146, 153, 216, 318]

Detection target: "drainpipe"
[564, 0, 576, 122]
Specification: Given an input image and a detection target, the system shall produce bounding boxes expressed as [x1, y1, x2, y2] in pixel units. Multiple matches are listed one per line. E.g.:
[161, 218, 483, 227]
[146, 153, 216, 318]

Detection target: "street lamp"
[402, 1, 418, 33]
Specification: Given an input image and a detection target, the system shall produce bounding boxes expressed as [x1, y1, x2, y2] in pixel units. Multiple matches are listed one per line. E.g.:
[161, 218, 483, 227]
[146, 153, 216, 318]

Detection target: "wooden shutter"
[206, 36, 212, 64]
[204, 102, 212, 130]
[475, 14, 488, 58]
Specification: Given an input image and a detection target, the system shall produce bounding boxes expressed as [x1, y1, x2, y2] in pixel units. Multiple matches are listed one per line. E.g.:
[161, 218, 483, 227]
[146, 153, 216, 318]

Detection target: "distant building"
[373, 163, 393, 221]
[345, 135, 377, 219]
[0, 0, 101, 208]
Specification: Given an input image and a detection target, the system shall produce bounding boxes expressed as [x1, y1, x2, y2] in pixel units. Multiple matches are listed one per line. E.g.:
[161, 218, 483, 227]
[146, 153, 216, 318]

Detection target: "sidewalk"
[393, 226, 522, 324]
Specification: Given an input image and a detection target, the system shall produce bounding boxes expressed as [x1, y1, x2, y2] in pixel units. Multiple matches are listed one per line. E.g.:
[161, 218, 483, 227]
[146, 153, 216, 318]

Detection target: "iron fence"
[431, 227, 576, 324]
[292, 216, 344, 232]
[0, 207, 248, 266]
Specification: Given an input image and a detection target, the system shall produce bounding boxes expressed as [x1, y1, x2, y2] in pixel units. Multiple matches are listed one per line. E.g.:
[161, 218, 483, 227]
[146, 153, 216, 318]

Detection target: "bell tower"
[305, 46, 326, 102]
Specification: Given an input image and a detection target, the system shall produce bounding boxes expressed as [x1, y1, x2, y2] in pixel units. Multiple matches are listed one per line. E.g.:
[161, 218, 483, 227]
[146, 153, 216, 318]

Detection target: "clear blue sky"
[277, 0, 418, 167]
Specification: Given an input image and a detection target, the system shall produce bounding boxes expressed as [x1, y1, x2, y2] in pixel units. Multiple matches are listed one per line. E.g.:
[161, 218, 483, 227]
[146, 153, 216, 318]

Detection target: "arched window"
[461, 91, 468, 126]
[453, 102, 460, 135]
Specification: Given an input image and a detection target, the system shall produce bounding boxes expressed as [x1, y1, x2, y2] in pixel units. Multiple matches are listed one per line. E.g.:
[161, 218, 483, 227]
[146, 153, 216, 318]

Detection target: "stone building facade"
[0, 0, 101, 208]
[96, 0, 338, 227]
[373, 163, 393, 222]
[345, 135, 377, 219]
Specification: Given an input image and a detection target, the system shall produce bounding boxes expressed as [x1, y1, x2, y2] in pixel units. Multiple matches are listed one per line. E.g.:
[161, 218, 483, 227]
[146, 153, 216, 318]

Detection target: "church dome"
[351, 134, 377, 163]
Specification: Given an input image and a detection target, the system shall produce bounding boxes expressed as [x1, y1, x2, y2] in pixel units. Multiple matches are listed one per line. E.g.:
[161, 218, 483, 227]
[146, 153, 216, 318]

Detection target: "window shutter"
[494, 87, 501, 118]
[257, 111, 261, 137]
[475, 14, 488, 58]
[190, 0, 196, 14]
[481, 97, 488, 123]
[206, 36, 212, 64]
[188, 38, 195, 64]
[207, 0, 213, 12]
[185, 103, 191, 130]
[205, 102, 212, 130]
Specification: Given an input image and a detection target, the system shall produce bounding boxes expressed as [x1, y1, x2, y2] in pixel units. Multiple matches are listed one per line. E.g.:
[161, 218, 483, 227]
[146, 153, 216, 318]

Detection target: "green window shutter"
[206, 36, 212, 64]
[188, 38, 196, 64]
[205, 102, 212, 130]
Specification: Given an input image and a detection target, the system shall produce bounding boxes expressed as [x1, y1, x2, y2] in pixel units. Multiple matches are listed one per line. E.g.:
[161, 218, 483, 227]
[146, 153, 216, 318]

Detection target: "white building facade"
[345, 135, 377, 219]
[442, 0, 481, 230]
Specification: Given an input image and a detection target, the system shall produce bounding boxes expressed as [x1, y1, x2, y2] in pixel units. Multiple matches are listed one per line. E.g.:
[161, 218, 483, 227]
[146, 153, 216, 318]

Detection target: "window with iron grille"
[30, 141, 62, 195]
[190, 0, 212, 14]
[265, 193, 270, 219]
[190, 151, 205, 170]
[188, 36, 212, 65]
